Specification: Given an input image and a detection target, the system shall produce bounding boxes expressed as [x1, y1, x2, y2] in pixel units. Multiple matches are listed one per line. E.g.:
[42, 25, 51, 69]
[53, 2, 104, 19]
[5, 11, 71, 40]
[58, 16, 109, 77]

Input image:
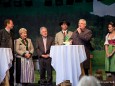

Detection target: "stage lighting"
[44, 0, 52, 6]
[14, 0, 22, 7]
[86, 0, 93, 2]
[2, 0, 11, 7]
[55, 0, 63, 6]
[75, 0, 83, 3]
[24, 0, 33, 7]
[0, 1, 1, 5]
[66, 0, 74, 5]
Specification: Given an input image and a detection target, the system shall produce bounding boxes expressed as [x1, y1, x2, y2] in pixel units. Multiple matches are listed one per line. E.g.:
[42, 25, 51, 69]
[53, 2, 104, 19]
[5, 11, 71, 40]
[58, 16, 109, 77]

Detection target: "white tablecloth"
[50, 45, 87, 86]
[0, 48, 13, 83]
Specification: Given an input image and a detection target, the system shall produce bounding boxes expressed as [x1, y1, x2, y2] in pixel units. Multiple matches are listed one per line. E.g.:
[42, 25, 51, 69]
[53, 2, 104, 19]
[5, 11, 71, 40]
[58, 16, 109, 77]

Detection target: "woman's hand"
[107, 53, 114, 58]
[106, 53, 110, 58]
[107, 49, 115, 58]
[25, 53, 31, 59]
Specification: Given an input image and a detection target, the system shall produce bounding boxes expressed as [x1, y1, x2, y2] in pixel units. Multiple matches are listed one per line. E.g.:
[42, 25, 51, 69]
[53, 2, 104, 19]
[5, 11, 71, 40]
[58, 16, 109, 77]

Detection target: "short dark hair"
[59, 20, 70, 26]
[4, 19, 12, 27]
[109, 22, 115, 27]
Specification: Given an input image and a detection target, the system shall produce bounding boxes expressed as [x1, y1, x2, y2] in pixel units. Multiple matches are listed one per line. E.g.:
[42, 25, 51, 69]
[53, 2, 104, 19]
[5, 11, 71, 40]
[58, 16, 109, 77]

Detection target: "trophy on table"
[63, 35, 72, 45]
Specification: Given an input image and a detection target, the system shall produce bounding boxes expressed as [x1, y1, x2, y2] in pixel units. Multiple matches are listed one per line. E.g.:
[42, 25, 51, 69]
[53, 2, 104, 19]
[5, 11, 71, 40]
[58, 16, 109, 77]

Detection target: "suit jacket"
[36, 36, 54, 58]
[55, 31, 73, 45]
[71, 28, 92, 69]
[71, 29, 92, 49]
[15, 38, 34, 56]
[0, 29, 14, 49]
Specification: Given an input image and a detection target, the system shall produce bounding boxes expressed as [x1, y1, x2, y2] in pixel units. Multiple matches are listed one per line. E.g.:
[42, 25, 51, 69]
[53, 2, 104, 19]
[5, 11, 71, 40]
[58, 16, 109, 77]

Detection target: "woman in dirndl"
[15, 28, 34, 86]
[104, 22, 115, 83]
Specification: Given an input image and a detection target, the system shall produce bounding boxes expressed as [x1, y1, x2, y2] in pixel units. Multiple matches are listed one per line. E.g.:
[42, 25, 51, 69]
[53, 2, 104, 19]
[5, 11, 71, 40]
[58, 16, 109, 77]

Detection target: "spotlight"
[86, 0, 93, 2]
[24, 0, 33, 7]
[2, 0, 11, 7]
[44, 0, 52, 6]
[14, 0, 22, 7]
[55, 0, 63, 6]
[66, 0, 74, 5]
[75, 0, 83, 3]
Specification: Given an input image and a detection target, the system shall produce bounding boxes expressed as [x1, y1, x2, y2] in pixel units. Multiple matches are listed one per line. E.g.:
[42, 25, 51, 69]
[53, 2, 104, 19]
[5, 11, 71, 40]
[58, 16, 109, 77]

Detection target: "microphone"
[77, 27, 81, 33]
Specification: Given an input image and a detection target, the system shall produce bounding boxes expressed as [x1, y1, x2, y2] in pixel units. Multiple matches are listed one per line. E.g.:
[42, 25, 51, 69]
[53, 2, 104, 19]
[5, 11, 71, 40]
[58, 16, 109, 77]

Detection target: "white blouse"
[104, 33, 115, 45]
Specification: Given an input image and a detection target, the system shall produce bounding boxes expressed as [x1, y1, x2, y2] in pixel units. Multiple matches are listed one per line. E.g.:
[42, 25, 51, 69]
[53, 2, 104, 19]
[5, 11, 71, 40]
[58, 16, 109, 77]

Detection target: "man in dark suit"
[71, 19, 92, 75]
[36, 27, 54, 86]
[0, 19, 14, 86]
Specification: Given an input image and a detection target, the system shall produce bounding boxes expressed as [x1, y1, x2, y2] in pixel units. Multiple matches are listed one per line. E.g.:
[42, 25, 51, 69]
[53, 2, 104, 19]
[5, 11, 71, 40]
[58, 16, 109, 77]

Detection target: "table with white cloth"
[0, 48, 13, 84]
[50, 45, 87, 86]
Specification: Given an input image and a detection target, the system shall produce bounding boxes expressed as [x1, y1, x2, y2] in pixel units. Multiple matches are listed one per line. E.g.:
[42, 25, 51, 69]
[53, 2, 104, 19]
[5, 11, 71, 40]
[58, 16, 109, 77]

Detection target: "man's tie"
[63, 31, 66, 42]
[63, 31, 66, 37]
[43, 38, 47, 53]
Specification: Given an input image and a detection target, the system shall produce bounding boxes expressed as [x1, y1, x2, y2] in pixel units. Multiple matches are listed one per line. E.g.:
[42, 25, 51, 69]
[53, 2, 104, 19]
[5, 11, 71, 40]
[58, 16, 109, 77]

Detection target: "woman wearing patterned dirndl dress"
[15, 28, 34, 85]
[104, 22, 115, 83]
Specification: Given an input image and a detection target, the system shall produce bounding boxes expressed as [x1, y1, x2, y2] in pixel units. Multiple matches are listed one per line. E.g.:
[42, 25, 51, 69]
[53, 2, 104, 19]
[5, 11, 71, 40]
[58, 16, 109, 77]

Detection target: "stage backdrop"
[0, 0, 115, 56]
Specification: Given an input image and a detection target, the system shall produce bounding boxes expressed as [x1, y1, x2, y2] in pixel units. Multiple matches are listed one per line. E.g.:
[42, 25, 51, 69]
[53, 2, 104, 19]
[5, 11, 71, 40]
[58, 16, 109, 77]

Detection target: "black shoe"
[46, 83, 53, 86]
[40, 81, 47, 86]
[10, 83, 14, 86]
[38, 80, 40, 84]
[40, 84, 46, 86]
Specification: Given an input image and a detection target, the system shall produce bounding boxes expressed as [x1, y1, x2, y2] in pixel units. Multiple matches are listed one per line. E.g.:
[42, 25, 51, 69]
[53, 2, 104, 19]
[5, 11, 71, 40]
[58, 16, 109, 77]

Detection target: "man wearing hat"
[55, 20, 73, 45]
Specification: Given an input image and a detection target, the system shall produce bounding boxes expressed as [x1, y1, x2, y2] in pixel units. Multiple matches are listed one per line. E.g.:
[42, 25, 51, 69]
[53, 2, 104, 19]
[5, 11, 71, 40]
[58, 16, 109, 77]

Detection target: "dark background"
[0, 0, 115, 53]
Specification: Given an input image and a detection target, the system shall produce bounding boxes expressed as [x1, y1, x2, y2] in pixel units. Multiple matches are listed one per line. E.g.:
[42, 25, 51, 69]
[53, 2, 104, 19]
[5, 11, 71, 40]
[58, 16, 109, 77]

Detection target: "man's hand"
[69, 40, 73, 45]
[90, 54, 93, 59]
[41, 54, 49, 58]
[77, 28, 81, 34]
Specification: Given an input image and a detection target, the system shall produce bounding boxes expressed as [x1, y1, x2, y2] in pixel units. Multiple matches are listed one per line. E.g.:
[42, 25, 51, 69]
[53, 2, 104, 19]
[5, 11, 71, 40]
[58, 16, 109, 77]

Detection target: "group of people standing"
[0, 18, 115, 86]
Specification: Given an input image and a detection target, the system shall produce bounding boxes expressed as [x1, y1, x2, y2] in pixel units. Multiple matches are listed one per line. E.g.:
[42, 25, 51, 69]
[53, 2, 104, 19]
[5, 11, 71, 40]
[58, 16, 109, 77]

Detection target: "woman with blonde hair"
[15, 28, 34, 86]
